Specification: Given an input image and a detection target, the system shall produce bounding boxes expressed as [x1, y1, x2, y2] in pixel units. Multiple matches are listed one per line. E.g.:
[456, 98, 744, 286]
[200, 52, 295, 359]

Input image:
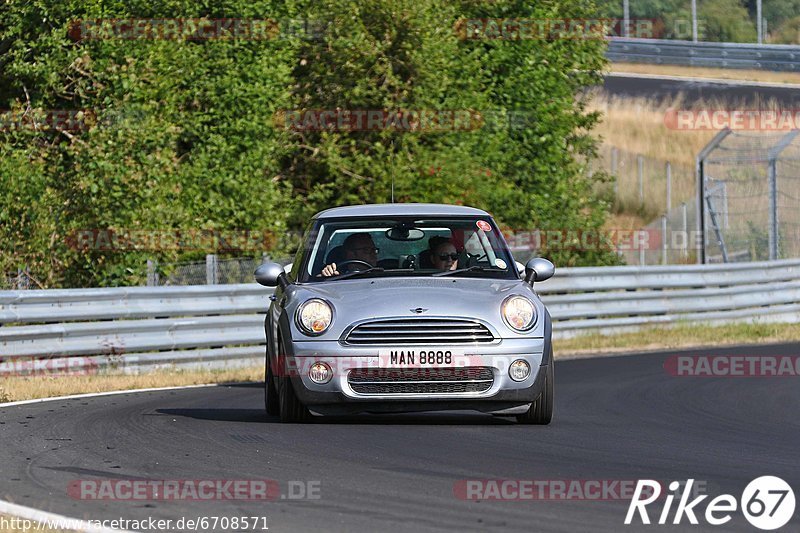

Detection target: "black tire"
[279, 376, 313, 423]
[516, 361, 554, 425]
[264, 353, 279, 417]
[276, 335, 312, 423]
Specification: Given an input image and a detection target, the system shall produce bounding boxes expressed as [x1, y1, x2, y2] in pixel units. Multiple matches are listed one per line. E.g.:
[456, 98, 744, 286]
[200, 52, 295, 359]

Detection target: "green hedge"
[0, 0, 618, 288]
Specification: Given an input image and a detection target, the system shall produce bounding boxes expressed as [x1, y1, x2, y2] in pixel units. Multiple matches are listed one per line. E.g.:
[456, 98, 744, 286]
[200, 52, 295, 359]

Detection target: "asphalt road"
[1, 343, 799, 532]
[602, 74, 800, 106]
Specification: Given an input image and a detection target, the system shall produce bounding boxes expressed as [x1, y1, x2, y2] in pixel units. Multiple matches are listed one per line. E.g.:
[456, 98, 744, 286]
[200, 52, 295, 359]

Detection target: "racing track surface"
[1, 343, 799, 532]
[602, 74, 800, 106]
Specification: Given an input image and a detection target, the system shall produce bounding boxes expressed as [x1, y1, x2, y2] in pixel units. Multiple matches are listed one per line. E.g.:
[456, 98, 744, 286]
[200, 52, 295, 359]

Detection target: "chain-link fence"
[597, 145, 696, 221]
[699, 129, 800, 263]
[145, 255, 293, 286]
[2, 268, 33, 290]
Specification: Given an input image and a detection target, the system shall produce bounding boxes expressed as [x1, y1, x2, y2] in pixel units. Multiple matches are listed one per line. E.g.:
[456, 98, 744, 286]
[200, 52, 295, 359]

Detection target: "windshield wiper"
[324, 267, 419, 281]
[330, 266, 385, 280]
[432, 265, 506, 277]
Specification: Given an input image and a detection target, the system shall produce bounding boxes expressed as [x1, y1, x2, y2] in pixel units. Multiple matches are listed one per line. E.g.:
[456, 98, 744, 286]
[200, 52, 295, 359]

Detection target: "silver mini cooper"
[255, 204, 555, 423]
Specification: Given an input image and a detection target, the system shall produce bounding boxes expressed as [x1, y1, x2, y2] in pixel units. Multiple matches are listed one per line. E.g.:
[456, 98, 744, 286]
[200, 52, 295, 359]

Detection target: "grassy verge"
[555, 321, 800, 358]
[609, 62, 800, 85]
[0, 366, 263, 404]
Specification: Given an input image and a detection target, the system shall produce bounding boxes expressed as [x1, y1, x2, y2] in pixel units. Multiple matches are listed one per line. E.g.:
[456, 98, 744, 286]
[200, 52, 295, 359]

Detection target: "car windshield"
[296, 216, 518, 282]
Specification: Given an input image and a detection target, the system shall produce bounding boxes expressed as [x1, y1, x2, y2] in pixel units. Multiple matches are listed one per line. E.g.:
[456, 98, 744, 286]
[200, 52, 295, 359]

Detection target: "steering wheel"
[334, 260, 373, 271]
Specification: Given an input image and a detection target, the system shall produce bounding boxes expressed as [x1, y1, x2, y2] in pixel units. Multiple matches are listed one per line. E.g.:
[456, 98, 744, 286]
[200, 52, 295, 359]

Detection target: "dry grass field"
[587, 91, 792, 233]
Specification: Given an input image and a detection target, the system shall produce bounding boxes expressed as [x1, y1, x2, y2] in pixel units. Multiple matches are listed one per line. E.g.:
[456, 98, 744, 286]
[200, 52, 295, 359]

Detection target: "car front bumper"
[276, 338, 550, 415]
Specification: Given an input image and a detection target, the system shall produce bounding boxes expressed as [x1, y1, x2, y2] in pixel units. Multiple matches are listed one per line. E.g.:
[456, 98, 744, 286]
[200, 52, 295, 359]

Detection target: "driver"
[428, 236, 459, 271]
[321, 233, 378, 277]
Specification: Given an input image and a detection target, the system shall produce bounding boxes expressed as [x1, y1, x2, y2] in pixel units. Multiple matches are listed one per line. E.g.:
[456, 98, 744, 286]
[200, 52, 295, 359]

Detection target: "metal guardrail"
[1, 259, 799, 374]
[607, 37, 800, 71]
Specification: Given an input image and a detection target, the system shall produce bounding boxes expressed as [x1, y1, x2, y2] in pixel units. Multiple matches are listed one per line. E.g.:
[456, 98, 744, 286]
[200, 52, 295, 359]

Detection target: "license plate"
[378, 348, 465, 367]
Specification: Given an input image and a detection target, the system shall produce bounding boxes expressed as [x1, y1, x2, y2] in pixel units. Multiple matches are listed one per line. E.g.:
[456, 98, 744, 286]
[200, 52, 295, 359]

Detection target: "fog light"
[309, 362, 332, 384]
[509, 359, 531, 381]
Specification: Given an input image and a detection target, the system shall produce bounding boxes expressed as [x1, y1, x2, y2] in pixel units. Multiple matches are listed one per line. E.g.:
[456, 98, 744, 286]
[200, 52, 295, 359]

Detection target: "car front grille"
[343, 318, 494, 345]
[347, 367, 494, 395]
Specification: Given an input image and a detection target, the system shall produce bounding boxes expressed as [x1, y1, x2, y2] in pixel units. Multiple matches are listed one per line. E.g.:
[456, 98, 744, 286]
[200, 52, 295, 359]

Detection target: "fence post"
[665, 161, 672, 212]
[17, 267, 30, 290]
[768, 158, 779, 260]
[637, 154, 644, 206]
[639, 237, 645, 266]
[146, 259, 159, 287]
[206, 254, 219, 285]
[611, 148, 618, 196]
[681, 202, 688, 259]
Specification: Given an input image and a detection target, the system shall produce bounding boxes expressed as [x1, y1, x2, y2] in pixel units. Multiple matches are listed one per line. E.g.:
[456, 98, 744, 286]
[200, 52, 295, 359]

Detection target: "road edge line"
[0, 383, 223, 408]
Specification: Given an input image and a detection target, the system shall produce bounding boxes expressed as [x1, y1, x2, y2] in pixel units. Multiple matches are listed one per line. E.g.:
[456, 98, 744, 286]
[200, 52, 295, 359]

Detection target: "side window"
[291, 223, 316, 281]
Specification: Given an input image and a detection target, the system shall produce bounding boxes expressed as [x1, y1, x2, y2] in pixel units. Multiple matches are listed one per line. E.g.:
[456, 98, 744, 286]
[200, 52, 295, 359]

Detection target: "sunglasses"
[436, 253, 459, 261]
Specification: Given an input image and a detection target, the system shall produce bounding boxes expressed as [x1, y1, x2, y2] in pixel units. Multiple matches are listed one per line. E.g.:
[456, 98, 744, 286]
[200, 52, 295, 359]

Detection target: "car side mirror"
[524, 257, 555, 283]
[255, 262, 288, 288]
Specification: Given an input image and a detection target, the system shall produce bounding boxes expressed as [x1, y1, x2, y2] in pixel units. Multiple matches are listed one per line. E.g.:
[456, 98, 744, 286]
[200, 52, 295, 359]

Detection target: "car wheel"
[264, 352, 279, 417]
[276, 336, 313, 423]
[279, 376, 313, 423]
[516, 360, 553, 425]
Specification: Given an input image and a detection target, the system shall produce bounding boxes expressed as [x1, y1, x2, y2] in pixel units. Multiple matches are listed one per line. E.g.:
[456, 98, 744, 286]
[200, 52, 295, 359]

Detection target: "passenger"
[321, 233, 379, 277]
[428, 236, 459, 271]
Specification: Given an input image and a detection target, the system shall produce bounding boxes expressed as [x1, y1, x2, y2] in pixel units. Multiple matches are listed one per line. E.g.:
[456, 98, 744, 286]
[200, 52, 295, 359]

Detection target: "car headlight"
[501, 296, 536, 332]
[296, 299, 333, 335]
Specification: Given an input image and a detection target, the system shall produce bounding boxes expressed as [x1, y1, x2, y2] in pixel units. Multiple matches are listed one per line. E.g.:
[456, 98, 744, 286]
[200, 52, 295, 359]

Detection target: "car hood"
[284, 277, 546, 340]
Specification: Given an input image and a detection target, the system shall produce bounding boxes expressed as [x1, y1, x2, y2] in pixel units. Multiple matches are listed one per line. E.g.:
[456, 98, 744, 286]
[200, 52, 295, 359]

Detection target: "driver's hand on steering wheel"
[321, 263, 339, 277]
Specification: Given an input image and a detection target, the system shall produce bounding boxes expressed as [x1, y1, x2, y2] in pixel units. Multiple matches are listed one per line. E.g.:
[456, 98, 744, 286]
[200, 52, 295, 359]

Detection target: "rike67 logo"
[626, 477, 795, 530]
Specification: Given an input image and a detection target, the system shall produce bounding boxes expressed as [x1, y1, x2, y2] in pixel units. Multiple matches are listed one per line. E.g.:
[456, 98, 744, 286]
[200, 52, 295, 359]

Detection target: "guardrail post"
[146, 259, 159, 287]
[206, 254, 219, 285]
